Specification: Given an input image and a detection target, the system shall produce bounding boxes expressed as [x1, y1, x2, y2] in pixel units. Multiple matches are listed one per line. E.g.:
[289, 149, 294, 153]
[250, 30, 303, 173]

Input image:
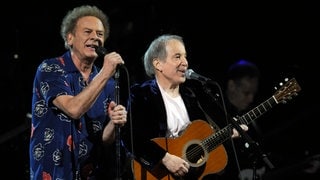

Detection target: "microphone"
[185, 69, 213, 82]
[95, 46, 125, 69]
[95, 46, 108, 57]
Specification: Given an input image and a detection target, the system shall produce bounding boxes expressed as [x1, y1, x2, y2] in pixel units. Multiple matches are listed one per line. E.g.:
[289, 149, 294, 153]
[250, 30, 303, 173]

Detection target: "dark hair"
[227, 59, 260, 81]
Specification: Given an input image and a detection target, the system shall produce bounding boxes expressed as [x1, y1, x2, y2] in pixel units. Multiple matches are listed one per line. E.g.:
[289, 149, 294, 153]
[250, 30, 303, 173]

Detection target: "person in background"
[215, 59, 265, 180]
[122, 34, 249, 179]
[224, 59, 260, 118]
[29, 5, 128, 179]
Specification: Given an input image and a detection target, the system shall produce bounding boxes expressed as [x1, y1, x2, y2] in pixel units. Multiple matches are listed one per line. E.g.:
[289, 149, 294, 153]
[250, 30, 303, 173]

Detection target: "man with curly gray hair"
[29, 5, 127, 179]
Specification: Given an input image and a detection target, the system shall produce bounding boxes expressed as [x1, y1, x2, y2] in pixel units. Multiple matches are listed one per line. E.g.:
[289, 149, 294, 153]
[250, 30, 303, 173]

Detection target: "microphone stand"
[201, 81, 274, 180]
[199, 80, 220, 102]
[114, 69, 121, 180]
[95, 47, 122, 179]
[229, 116, 275, 180]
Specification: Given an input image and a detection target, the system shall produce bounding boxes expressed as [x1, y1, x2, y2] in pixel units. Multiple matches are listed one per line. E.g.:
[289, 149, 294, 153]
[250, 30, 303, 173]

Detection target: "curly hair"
[60, 5, 110, 49]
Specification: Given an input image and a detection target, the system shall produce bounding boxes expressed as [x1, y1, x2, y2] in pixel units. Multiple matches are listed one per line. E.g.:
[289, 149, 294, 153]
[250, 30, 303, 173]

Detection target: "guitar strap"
[188, 87, 221, 131]
[197, 100, 221, 131]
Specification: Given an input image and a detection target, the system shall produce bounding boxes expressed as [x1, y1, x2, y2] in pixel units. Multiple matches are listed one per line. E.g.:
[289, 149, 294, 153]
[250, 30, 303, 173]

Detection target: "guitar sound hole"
[186, 144, 204, 164]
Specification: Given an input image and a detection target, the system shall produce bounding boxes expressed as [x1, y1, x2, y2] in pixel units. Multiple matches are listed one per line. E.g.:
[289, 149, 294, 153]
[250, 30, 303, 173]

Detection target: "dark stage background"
[1, 1, 318, 179]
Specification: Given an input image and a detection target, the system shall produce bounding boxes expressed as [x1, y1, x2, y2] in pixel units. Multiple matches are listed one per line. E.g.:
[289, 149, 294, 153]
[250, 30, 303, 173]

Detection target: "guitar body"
[133, 120, 228, 180]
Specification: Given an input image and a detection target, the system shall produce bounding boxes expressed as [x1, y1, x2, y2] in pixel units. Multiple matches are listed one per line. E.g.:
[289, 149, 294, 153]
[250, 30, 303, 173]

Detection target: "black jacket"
[122, 79, 209, 171]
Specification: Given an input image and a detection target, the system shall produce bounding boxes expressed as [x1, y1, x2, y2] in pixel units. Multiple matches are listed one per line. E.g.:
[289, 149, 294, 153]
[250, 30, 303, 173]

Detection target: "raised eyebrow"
[83, 27, 92, 31]
[174, 52, 183, 56]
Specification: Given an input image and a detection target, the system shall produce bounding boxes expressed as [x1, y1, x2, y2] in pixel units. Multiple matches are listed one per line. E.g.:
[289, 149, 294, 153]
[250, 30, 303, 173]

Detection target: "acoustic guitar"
[133, 78, 301, 180]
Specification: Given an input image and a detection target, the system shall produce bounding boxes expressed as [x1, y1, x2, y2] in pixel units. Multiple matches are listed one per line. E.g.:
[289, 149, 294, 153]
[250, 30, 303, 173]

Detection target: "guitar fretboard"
[202, 96, 277, 152]
[239, 96, 277, 125]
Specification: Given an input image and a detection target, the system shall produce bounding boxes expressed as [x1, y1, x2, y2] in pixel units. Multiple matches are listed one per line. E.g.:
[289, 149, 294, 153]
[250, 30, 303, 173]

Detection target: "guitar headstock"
[274, 78, 301, 104]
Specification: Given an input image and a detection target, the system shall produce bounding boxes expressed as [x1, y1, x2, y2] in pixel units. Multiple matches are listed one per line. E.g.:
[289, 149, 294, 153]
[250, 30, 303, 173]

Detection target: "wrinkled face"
[154, 39, 188, 85]
[228, 76, 258, 111]
[67, 16, 105, 60]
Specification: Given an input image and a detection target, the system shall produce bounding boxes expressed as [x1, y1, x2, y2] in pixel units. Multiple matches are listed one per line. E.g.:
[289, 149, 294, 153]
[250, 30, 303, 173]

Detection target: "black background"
[1, 1, 318, 179]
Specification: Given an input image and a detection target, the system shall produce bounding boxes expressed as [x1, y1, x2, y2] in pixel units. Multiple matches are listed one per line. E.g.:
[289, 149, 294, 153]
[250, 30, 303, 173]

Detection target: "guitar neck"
[203, 96, 277, 152]
[238, 96, 277, 125]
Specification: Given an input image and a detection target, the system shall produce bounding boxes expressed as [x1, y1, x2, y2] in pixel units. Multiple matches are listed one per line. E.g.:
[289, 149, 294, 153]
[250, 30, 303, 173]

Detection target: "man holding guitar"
[122, 34, 249, 179]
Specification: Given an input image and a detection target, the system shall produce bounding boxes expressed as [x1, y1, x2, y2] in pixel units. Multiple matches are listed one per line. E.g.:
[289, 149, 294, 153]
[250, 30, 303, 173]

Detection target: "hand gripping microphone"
[94, 46, 125, 69]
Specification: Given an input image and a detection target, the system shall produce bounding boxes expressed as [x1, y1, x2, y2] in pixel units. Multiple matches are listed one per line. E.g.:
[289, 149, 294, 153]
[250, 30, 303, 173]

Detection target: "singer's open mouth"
[87, 44, 98, 48]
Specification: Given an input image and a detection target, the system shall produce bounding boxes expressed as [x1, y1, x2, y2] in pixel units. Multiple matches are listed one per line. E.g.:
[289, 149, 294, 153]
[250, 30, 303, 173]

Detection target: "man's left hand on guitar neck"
[231, 124, 249, 138]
